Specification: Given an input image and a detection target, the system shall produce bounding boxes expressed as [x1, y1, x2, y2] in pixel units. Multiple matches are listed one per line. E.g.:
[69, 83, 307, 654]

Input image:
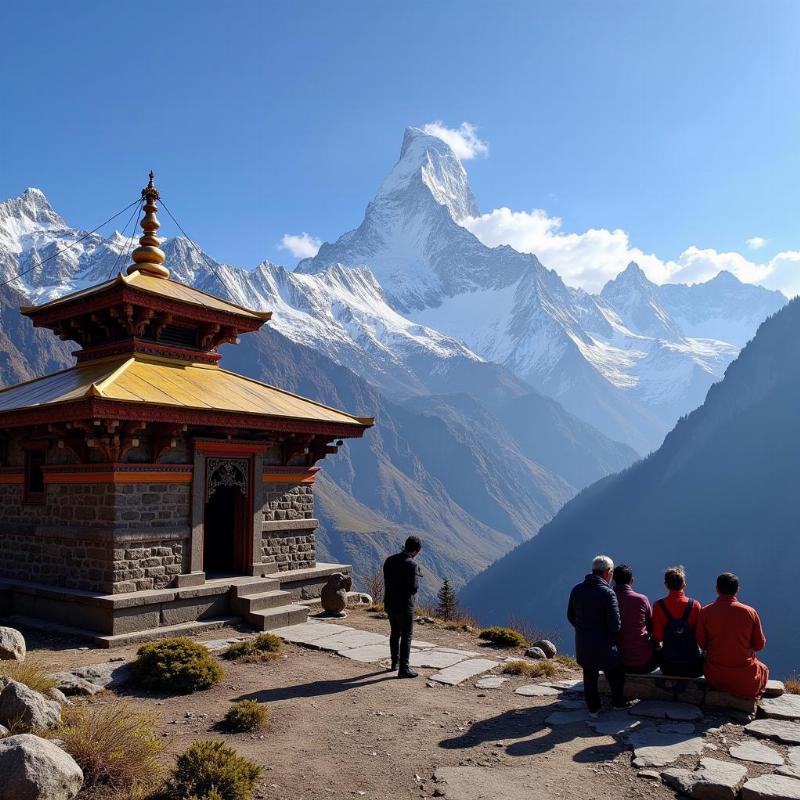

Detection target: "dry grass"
[366, 602, 385, 613]
[222, 633, 283, 664]
[501, 659, 558, 678]
[553, 654, 579, 670]
[785, 676, 800, 695]
[415, 605, 477, 631]
[55, 702, 162, 799]
[0, 660, 57, 693]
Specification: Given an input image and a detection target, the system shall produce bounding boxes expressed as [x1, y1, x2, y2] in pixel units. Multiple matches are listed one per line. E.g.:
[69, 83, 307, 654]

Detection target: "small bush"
[222, 633, 282, 663]
[165, 740, 262, 800]
[501, 659, 557, 677]
[222, 700, 268, 733]
[366, 602, 385, 613]
[132, 637, 223, 694]
[362, 567, 384, 605]
[479, 627, 528, 648]
[785, 676, 800, 695]
[0, 661, 57, 694]
[56, 702, 162, 797]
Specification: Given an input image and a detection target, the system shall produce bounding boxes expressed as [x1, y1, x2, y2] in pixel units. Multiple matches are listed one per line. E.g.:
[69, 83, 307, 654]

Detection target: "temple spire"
[128, 171, 169, 279]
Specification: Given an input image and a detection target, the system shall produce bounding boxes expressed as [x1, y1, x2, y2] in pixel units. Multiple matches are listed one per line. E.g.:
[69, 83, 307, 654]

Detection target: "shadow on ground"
[234, 669, 392, 702]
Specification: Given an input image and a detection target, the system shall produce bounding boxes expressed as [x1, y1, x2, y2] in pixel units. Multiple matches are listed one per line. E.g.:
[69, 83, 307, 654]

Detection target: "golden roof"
[0, 355, 373, 428]
[21, 270, 272, 322]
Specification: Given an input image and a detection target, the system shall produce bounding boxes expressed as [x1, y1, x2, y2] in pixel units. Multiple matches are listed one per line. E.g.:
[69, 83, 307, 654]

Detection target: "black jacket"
[567, 573, 622, 669]
[383, 551, 419, 614]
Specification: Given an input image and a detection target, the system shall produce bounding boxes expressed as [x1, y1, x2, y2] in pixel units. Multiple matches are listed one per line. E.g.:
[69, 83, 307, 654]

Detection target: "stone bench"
[600, 669, 775, 715]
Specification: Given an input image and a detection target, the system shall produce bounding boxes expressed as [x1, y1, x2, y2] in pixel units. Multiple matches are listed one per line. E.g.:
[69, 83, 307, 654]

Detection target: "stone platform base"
[0, 562, 351, 647]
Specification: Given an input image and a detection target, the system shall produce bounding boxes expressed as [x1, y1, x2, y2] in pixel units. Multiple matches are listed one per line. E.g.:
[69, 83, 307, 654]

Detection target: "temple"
[0, 175, 373, 645]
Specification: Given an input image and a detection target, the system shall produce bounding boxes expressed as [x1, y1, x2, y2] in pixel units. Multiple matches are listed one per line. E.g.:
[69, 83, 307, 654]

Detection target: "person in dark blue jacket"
[567, 555, 628, 715]
[383, 536, 422, 678]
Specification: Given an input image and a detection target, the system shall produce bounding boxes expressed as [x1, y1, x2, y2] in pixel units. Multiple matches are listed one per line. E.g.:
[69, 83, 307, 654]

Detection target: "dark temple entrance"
[203, 458, 251, 575]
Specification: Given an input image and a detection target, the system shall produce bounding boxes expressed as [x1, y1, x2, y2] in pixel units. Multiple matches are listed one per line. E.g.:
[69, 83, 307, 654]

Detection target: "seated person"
[652, 565, 704, 677]
[612, 564, 655, 673]
[697, 572, 768, 700]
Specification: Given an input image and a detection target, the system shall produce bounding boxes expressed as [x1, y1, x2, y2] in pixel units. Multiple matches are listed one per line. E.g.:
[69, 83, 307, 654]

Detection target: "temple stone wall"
[260, 482, 316, 571]
[111, 535, 189, 593]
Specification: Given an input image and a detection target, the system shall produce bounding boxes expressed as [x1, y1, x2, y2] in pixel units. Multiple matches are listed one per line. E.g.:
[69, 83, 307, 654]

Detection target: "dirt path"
[20, 611, 687, 799]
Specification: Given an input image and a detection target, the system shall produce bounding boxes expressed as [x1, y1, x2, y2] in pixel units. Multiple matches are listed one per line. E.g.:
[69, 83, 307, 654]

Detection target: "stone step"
[232, 589, 293, 613]
[231, 579, 280, 597]
[246, 604, 309, 631]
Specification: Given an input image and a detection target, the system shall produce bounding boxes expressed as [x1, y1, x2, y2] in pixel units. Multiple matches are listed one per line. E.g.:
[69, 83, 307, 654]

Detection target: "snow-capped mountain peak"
[375, 127, 480, 221]
[0, 188, 67, 254]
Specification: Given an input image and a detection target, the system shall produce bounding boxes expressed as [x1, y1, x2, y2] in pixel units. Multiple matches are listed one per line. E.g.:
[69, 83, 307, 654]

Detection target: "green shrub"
[132, 637, 223, 694]
[478, 627, 528, 648]
[56, 702, 162, 796]
[222, 700, 268, 733]
[0, 661, 57, 694]
[166, 740, 262, 800]
[222, 633, 282, 663]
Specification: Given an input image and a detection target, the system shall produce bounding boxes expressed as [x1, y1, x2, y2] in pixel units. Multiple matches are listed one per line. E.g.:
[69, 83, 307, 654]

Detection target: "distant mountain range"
[460, 299, 800, 676]
[0, 127, 787, 596]
[298, 128, 786, 453]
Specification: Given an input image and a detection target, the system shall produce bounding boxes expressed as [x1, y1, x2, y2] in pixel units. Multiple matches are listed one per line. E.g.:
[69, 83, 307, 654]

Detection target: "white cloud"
[279, 232, 322, 259]
[460, 207, 800, 297]
[746, 236, 767, 250]
[422, 121, 489, 161]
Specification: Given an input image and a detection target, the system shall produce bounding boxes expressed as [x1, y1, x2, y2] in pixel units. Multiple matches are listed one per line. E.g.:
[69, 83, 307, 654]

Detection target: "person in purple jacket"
[612, 564, 656, 673]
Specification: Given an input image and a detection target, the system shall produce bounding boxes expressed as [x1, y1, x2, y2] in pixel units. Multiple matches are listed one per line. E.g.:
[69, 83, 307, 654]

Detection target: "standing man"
[696, 572, 769, 699]
[567, 555, 628, 716]
[383, 536, 422, 679]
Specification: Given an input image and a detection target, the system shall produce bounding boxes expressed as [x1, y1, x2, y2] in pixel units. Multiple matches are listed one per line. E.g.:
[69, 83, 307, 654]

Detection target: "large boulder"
[0, 680, 62, 731]
[0, 627, 25, 662]
[0, 734, 83, 800]
[532, 639, 557, 658]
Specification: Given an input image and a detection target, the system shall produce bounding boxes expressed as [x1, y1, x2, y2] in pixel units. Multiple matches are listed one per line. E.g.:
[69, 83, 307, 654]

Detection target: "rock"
[524, 647, 547, 660]
[69, 662, 131, 690]
[320, 572, 352, 616]
[474, 676, 507, 689]
[541, 679, 584, 693]
[514, 684, 560, 697]
[0, 628, 25, 662]
[788, 747, 800, 768]
[429, 659, 499, 686]
[51, 673, 105, 697]
[45, 688, 70, 706]
[346, 591, 373, 607]
[638, 769, 661, 779]
[661, 758, 747, 800]
[746, 719, 800, 745]
[0, 680, 62, 731]
[778, 766, 800, 780]
[741, 774, 800, 799]
[531, 639, 557, 658]
[0, 734, 83, 800]
[0, 724, 8, 737]
[630, 700, 703, 721]
[730, 741, 784, 765]
[415, 616, 434, 624]
[765, 680, 786, 698]
[760, 695, 800, 720]
[629, 729, 708, 767]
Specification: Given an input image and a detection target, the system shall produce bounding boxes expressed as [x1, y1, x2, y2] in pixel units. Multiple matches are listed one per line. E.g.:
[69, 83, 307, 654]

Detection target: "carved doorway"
[203, 457, 251, 575]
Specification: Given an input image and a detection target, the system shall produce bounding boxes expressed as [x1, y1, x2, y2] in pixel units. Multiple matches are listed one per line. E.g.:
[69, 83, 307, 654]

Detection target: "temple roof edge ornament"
[128, 171, 169, 280]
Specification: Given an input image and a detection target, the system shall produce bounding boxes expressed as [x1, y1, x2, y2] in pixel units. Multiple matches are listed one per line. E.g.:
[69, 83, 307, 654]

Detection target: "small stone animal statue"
[321, 572, 353, 617]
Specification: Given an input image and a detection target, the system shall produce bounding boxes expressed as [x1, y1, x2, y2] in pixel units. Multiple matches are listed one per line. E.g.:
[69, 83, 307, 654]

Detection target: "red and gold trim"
[262, 467, 319, 484]
[0, 468, 24, 485]
[41, 463, 193, 485]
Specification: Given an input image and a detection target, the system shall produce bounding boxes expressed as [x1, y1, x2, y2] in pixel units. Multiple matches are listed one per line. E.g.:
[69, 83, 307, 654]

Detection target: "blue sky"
[2, 1, 799, 293]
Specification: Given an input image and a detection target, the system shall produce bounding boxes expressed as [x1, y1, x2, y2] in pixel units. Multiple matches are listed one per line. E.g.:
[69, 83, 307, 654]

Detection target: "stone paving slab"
[337, 643, 393, 662]
[542, 679, 584, 694]
[546, 709, 593, 725]
[272, 623, 353, 643]
[309, 630, 388, 651]
[408, 650, 472, 669]
[432, 647, 481, 657]
[410, 640, 437, 649]
[587, 711, 643, 736]
[741, 774, 800, 799]
[765, 680, 786, 698]
[730, 741, 784, 765]
[760, 694, 800, 720]
[789, 747, 800, 767]
[514, 684, 560, 697]
[662, 757, 747, 799]
[475, 676, 508, 689]
[746, 719, 800, 745]
[630, 700, 703, 721]
[429, 659, 499, 686]
[628, 729, 708, 767]
[658, 722, 696, 735]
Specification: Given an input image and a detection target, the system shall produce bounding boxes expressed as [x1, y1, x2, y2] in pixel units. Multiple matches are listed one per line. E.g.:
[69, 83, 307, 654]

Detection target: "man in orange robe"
[696, 572, 769, 699]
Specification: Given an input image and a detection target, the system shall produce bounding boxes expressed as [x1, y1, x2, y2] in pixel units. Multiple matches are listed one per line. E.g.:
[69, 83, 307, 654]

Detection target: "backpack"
[658, 598, 702, 666]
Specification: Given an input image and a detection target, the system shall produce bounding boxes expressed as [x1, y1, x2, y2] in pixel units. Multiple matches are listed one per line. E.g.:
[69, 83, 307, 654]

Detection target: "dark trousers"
[582, 665, 625, 712]
[388, 610, 414, 669]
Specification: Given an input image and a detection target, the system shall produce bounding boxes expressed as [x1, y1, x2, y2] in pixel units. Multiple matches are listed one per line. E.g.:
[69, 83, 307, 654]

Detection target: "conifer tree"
[436, 578, 458, 621]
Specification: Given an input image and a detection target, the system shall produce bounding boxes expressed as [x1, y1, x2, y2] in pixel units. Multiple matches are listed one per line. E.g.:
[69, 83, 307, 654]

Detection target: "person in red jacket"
[652, 565, 704, 677]
[696, 572, 769, 700]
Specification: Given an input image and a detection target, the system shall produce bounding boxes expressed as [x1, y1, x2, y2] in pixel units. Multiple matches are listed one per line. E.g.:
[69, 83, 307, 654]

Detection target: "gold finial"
[128, 171, 169, 279]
